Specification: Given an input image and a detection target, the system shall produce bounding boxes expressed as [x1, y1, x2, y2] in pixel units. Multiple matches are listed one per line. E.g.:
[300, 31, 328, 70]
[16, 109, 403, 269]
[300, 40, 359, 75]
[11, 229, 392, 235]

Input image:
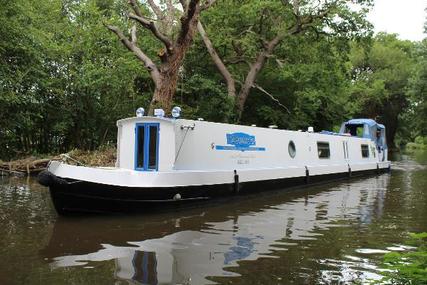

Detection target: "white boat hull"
[39, 161, 390, 214]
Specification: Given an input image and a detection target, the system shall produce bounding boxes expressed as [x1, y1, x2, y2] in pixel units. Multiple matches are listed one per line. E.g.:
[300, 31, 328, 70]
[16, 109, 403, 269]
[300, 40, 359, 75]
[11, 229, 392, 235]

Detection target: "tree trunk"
[235, 36, 282, 121]
[149, 9, 201, 114]
[109, 0, 208, 116]
[197, 21, 236, 98]
[236, 54, 268, 121]
[150, 72, 179, 114]
[148, 46, 188, 113]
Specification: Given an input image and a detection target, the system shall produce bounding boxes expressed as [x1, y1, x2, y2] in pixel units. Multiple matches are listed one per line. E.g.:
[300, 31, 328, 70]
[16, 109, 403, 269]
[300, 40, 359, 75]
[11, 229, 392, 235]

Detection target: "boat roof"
[116, 116, 174, 126]
[344, 119, 385, 129]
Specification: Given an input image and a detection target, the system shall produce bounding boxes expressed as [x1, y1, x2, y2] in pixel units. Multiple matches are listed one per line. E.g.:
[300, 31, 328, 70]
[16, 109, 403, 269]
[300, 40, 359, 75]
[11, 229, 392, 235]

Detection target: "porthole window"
[288, 140, 296, 158]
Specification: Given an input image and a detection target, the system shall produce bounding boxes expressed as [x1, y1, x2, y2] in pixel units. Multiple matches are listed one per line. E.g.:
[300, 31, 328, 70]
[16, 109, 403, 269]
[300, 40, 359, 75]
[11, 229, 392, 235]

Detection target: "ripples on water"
[0, 155, 426, 285]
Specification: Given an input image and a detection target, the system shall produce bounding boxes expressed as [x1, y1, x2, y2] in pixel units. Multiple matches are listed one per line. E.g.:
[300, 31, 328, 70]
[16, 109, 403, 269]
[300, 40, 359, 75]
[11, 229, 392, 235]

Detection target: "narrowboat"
[38, 107, 391, 214]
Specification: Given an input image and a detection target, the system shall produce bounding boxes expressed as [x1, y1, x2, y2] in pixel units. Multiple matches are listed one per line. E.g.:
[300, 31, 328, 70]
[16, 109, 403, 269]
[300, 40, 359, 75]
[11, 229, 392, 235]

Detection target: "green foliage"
[406, 136, 427, 152]
[414, 137, 427, 146]
[406, 40, 427, 138]
[0, 0, 147, 159]
[178, 74, 234, 122]
[380, 232, 427, 285]
[237, 34, 353, 131]
[0, 0, 425, 159]
[348, 33, 416, 147]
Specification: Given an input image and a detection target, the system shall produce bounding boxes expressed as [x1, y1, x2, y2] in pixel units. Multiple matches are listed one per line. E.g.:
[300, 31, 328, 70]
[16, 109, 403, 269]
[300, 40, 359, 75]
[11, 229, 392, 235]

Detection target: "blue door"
[135, 123, 160, 171]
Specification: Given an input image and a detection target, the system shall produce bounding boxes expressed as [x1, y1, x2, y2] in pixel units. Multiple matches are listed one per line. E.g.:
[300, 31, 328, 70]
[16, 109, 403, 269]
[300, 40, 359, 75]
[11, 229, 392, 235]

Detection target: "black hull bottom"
[40, 167, 391, 215]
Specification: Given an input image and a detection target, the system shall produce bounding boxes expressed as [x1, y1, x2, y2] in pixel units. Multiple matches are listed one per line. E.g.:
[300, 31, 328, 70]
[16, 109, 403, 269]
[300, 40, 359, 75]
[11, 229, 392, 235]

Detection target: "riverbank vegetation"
[66, 145, 117, 167]
[0, 0, 426, 161]
[380, 232, 427, 285]
[406, 137, 427, 152]
[0, 145, 116, 176]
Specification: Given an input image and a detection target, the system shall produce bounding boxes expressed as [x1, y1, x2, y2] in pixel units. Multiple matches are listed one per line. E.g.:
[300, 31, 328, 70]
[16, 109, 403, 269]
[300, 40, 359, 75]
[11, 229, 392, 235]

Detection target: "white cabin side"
[116, 117, 175, 171]
[173, 119, 379, 171]
[115, 116, 384, 173]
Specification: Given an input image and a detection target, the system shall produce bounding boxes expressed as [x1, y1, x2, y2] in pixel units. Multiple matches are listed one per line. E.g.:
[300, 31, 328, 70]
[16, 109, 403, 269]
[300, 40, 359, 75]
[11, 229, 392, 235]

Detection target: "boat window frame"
[317, 141, 331, 159]
[135, 123, 145, 170]
[134, 122, 160, 171]
[361, 144, 369, 158]
[288, 140, 296, 158]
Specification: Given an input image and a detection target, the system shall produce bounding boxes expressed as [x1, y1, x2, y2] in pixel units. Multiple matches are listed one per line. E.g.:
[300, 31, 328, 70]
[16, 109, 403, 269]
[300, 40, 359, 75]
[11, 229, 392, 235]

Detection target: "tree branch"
[293, 0, 300, 16]
[253, 83, 291, 114]
[231, 40, 245, 57]
[197, 21, 236, 98]
[166, 0, 175, 15]
[128, 0, 144, 18]
[307, 25, 328, 39]
[129, 13, 174, 53]
[274, 57, 285, 68]
[130, 24, 137, 44]
[179, 0, 188, 10]
[201, 0, 217, 10]
[146, 0, 164, 20]
[299, 5, 332, 28]
[178, 0, 200, 46]
[106, 25, 161, 85]
[224, 57, 251, 67]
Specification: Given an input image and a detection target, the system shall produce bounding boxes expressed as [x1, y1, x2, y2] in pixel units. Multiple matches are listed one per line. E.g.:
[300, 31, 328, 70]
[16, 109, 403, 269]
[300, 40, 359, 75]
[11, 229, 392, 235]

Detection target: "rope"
[174, 127, 190, 163]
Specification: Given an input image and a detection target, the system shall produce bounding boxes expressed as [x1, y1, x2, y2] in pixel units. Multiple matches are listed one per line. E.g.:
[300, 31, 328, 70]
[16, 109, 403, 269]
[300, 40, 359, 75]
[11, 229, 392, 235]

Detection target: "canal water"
[0, 153, 426, 285]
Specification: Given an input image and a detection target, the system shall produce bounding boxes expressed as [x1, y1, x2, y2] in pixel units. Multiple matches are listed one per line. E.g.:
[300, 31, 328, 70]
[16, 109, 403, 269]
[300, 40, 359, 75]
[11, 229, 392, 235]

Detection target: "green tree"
[56, 0, 147, 149]
[0, 0, 65, 157]
[198, 0, 373, 121]
[406, 39, 427, 140]
[0, 0, 149, 158]
[348, 33, 415, 148]
[107, 0, 218, 114]
[210, 32, 351, 131]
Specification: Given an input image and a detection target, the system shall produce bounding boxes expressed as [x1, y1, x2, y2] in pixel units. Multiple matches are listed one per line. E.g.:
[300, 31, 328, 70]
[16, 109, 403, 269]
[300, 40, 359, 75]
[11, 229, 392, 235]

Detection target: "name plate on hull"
[216, 132, 266, 152]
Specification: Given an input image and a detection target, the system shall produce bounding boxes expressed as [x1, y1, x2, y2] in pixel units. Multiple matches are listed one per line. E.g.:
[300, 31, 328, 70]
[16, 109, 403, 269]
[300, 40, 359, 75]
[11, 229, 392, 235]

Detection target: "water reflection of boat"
[42, 174, 390, 284]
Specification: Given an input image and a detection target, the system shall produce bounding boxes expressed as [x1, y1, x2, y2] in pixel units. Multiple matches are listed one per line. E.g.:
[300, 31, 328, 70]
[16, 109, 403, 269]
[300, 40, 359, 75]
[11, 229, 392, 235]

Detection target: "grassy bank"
[0, 145, 116, 176]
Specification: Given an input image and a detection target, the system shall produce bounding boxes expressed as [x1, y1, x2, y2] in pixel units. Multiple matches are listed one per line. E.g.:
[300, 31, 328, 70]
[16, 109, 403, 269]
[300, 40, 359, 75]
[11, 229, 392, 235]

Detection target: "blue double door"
[135, 123, 160, 171]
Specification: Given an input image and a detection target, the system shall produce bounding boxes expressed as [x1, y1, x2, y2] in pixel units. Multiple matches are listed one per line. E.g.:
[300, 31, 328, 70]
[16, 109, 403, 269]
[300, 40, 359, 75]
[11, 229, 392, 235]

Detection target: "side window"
[317, 142, 330, 159]
[148, 125, 159, 170]
[345, 125, 364, 137]
[136, 125, 145, 169]
[361, 144, 369, 158]
[288, 140, 296, 158]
